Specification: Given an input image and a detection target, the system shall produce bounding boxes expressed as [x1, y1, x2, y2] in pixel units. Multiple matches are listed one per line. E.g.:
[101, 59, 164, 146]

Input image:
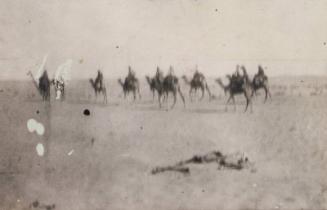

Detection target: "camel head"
[215, 78, 228, 95]
[145, 76, 151, 84]
[89, 78, 95, 86]
[181, 75, 190, 84]
[215, 78, 222, 84]
[118, 78, 124, 87]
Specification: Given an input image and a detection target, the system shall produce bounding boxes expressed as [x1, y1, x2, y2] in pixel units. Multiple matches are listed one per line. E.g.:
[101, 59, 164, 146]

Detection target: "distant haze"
[1, 0, 327, 80]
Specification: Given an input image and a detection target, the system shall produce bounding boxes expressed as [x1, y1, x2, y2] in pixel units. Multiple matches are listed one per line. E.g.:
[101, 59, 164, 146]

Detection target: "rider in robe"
[39, 70, 49, 87]
[257, 65, 267, 82]
[126, 66, 136, 86]
[166, 66, 177, 83]
[193, 66, 205, 83]
[231, 65, 243, 88]
[155, 66, 164, 83]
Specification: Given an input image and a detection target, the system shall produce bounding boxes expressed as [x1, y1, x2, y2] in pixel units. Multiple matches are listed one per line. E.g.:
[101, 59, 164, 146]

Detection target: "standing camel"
[181, 75, 212, 101]
[215, 70, 253, 112]
[251, 68, 271, 102]
[150, 73, 185, 109]
[118, 78, 141, 100]
[27, 70, 51, 101]
[89, 71, 107, 103]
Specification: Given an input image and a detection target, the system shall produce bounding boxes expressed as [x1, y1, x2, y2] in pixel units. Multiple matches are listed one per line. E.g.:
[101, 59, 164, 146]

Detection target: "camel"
[150, 74, 185, 109]
[89, 78, 108, 104]
[27, 71, 51, 101]
[251, 73, 272, 102]
[118, 78, 141, 100]
[215, 71, 253, 112]
[181, 75, 212, 101]
[145, 76, 156, 100]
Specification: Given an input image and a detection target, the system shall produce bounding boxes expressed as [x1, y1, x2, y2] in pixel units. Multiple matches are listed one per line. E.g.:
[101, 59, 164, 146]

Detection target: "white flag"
[55, 59, 73, 84]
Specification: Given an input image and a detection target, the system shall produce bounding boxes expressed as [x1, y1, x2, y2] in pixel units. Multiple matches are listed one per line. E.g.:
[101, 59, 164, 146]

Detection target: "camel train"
[28, 62, 270, 112]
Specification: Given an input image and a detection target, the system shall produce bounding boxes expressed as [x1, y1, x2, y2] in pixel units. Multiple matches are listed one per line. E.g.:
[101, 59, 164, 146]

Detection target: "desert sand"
[0, 77, 327, 210]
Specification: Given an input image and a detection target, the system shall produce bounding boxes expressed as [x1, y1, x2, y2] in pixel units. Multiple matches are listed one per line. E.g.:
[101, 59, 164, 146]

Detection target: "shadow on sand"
[186, 108, 226, 114]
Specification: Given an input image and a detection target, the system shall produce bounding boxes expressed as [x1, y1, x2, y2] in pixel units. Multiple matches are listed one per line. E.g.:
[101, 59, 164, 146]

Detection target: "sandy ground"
[0, 78, 327, 210]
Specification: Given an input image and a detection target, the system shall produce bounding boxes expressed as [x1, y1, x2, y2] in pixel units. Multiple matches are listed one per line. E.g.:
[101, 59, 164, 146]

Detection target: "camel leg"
[137, 86, 141, 99]
[152, 90, 155, 101]
[205, 84, 212, 101]
[103, 88, 108, 104]
[232, 96, 236, 112]
[263, 87, 268, 103]
[158, 93, 162, 108]
[251, 88, 255, 97]
[47, 88, 51, 101]
[178, 87, 186, 108]
[95, 91, 98, 103]
[267, 86, 272, 100]
[133, 90, 136, 101]
[171, 91, 177, 109]
[244, 92, 253, 113]
[164, 92, 168, 103]
[200, 86, 205, 101]
[225, 95, 232, 111]
[245, 98, 249, 112]
[189, 87, 193, 102]
[62, 88, 65, 101]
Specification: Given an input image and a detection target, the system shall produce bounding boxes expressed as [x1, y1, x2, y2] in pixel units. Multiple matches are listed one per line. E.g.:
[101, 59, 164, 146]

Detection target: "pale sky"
[1, 0, 327, 80]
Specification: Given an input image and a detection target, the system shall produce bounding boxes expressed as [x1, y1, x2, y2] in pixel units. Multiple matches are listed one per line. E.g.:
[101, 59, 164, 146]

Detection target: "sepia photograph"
[1, 0, 327, 209]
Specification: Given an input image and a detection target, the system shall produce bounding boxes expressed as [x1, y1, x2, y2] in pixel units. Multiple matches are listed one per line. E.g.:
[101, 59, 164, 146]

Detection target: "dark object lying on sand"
[30, 200, 56, 210]
[151, 150, 255, 175]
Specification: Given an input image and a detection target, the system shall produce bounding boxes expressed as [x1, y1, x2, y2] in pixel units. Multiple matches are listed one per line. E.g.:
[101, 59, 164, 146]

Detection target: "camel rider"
[126, 66, 137, 85]
[258, 65, 267, 81]
[193, 69, 205, 83]
[155, 66, 164, 83]
[232, 65, 240, 80]
[95, 70, 103, 89]
[166, 66, 177, 83]
[231, 65, 243, 86]
[39, 70, 49, 87]
[258, 65, 264, 75]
